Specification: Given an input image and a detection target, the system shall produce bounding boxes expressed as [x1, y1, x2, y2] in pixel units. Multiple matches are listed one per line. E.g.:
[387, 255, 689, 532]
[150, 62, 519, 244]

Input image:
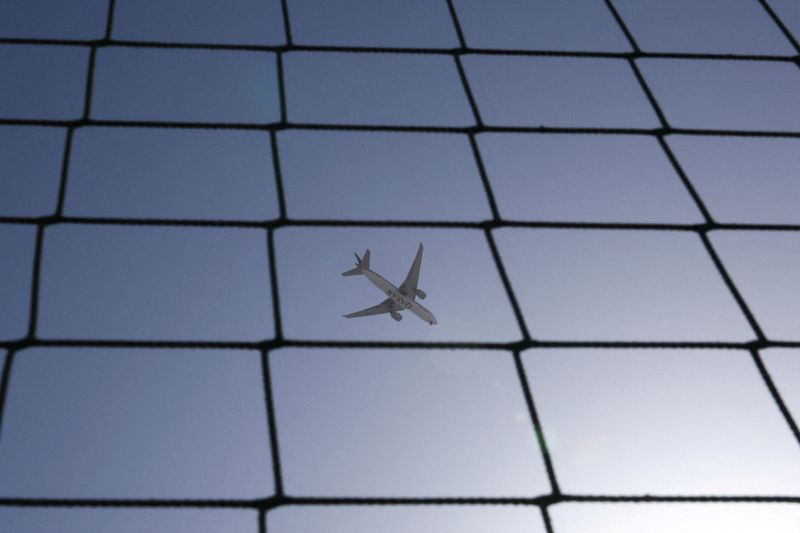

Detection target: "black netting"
[1, 0, 799, 531]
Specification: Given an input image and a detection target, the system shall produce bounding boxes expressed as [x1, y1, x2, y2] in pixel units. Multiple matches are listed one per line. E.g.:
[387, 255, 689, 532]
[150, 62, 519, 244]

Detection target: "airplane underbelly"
[387, 288, 436, 323]
[386, 288, 414, 310]
[363, 270, 436, 324]
[410, 303, 436, 324]
[364, 270, 395, 294]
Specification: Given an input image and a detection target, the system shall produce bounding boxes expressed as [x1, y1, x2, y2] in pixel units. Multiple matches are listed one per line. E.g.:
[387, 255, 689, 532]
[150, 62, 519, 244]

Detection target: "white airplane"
[342, 243, 438, 325]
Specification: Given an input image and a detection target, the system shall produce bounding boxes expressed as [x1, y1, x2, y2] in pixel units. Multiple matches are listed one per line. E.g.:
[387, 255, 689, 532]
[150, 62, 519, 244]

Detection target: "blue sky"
[1, 0, 800, 531]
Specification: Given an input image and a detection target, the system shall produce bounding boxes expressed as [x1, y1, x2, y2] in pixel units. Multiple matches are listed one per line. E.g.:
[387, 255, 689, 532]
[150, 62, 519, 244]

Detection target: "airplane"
[342, 243, 438, 325]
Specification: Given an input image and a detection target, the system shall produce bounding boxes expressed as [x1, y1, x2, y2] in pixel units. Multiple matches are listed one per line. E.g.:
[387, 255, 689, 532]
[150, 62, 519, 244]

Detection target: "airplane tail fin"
[342, 249, 371, 276]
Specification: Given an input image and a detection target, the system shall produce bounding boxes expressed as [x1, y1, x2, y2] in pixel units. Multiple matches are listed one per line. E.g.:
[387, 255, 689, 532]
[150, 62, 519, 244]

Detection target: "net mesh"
[1, 0, 799, 530]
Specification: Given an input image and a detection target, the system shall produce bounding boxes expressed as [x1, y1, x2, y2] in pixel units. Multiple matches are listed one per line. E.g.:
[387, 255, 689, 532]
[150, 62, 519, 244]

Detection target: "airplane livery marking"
[386, 288, 413, 309]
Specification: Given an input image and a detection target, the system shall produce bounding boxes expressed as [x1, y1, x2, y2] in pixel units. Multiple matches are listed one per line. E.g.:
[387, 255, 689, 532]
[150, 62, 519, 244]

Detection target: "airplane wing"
[399, 243, 423, 297]
[343, 298, 399, 319]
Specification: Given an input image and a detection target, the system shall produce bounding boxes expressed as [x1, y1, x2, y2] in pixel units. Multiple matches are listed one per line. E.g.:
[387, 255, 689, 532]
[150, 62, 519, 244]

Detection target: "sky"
[1, 0, 800, 531]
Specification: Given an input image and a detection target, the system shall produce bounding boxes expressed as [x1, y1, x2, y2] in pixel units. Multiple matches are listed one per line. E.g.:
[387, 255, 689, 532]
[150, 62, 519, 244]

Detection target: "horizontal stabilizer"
[341, 249, 371, 276]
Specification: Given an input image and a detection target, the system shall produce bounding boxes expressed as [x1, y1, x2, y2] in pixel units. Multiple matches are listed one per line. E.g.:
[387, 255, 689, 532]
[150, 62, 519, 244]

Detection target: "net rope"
[1, 0, 800, 530]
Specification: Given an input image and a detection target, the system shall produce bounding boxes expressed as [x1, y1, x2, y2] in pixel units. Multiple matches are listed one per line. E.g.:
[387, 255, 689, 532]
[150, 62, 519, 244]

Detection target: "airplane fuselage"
[362, 268, 438, 325]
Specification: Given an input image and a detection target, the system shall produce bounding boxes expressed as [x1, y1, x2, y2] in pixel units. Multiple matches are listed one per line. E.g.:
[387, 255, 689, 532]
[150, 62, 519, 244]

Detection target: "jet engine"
[390, 311, 403, 321]
[415, 289, 426, 300]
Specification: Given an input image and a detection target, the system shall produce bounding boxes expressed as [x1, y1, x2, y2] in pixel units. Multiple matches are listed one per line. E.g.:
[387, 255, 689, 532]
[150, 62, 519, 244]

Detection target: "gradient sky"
[1, 0, 800, 531]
